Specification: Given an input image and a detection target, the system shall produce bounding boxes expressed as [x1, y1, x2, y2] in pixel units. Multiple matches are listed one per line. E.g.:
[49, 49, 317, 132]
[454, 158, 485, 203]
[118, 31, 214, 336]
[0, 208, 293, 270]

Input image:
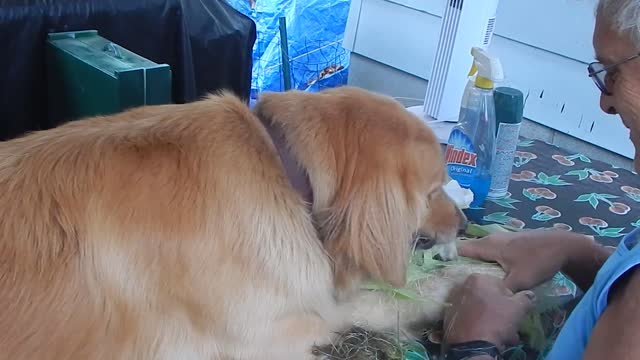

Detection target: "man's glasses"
[588, 52, 640, 95]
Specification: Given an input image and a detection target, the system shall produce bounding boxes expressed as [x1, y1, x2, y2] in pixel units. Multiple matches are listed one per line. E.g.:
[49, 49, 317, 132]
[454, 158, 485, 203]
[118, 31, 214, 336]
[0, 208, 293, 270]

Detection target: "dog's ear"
[253, 87, 424, 289]
[319, 170, 418, 289]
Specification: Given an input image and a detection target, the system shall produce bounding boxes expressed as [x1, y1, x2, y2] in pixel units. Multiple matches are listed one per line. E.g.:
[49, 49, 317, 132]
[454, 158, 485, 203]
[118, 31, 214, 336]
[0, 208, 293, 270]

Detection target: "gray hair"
[597, 0, 640, 46]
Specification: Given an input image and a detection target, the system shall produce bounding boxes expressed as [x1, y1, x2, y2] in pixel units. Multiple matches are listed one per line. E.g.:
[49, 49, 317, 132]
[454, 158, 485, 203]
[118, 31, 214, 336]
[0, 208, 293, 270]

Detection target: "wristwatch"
[443, 340, 502, 360]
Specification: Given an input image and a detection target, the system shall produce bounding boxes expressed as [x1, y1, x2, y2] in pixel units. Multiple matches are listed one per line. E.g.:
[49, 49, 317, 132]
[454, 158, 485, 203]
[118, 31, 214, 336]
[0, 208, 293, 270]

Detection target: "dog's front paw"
[432, 242, 458, 261]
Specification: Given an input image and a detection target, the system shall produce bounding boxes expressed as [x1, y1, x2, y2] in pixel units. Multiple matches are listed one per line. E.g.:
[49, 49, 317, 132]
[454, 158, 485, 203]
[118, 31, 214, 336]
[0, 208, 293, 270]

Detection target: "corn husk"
[314, 223, 578, 359]
[312, 326, 428, 360]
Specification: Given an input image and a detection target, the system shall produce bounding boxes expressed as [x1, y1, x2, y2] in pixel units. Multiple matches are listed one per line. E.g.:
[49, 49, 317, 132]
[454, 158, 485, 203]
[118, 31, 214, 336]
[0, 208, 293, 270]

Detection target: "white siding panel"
[352, 0, 441, 79]
[494, 0, 598, 63]
[384, 0, 443, 16]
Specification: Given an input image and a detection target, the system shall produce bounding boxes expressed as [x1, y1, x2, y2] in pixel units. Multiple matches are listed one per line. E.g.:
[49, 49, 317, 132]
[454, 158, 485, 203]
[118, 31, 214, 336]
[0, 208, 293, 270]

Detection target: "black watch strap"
[444, 340, 502, 360]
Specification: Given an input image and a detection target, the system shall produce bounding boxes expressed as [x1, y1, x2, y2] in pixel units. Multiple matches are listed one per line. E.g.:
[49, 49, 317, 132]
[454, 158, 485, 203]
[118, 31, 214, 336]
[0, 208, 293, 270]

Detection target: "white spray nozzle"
[470, 47, 504, 89]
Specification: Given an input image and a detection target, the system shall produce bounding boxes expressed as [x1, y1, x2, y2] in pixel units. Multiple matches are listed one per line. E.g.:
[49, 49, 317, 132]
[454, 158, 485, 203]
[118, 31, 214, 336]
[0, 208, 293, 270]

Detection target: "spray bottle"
[459, 50, 478, 107]
[445, 47, 504, 208]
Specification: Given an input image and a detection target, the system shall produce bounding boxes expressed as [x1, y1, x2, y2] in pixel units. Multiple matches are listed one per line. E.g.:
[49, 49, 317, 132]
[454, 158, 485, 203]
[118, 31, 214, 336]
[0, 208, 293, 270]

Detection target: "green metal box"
[46, 30, 172, 125]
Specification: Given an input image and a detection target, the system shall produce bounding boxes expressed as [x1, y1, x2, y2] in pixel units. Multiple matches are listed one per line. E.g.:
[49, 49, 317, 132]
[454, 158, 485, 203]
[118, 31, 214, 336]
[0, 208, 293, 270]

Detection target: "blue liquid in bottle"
[445, 88, 496, 208]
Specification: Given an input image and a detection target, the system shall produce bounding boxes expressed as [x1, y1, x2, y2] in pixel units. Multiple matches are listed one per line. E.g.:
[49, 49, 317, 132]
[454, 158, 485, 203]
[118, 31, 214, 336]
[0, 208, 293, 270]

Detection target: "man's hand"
[458, 230, 601, 291]
[443, 274, 536, 351]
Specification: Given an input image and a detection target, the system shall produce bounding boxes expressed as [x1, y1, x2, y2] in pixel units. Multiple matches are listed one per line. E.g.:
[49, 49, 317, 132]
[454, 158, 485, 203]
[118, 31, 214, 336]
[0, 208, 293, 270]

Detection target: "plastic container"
[46, 30, 172, 124]
[445, 47, 503, 208]
[459, 61, 478, 109]
[487, 87, 525, 199]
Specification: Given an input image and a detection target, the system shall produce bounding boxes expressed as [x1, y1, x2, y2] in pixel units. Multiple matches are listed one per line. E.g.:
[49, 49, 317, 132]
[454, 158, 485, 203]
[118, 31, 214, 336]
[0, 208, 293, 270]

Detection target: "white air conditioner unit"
[407, 0, 500, 142]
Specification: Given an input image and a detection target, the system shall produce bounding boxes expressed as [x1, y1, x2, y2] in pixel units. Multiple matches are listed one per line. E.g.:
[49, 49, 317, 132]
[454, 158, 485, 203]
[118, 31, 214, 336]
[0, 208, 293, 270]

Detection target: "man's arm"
[582, 266, 640, 359]
[562, 238, 616, 291]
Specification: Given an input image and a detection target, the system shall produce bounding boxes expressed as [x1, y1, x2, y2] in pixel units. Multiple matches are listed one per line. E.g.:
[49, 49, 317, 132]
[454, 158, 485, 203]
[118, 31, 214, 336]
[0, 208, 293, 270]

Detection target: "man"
[442, 1, 640, 359]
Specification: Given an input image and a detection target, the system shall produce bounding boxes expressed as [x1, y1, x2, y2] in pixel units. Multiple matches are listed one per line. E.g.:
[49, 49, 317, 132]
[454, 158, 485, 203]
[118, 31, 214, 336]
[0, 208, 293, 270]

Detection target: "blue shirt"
[545, 227, 640, 359]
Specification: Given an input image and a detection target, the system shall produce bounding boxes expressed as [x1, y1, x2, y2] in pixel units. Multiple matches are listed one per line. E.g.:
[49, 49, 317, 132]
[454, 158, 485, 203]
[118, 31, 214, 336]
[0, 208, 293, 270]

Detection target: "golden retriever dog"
[0, 86, 466, 359]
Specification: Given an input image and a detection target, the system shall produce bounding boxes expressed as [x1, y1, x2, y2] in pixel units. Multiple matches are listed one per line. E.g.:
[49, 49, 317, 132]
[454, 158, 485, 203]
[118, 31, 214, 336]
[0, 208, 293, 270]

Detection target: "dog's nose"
[459, 218, 468, 232]
[457, 226, 467, 237]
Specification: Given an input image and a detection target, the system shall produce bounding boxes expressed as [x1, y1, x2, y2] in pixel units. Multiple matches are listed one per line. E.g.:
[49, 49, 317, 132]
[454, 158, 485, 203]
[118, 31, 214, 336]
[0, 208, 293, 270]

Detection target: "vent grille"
[449, 0, 463, 10]
[483, 17, 496, 46]
[425, 0, 463, 116]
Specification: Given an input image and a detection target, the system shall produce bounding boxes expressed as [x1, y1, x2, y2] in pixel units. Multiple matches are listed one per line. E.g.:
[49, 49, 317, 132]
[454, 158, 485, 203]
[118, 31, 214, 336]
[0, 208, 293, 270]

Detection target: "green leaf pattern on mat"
[626, 192, 640, 202]
[522, 189, 536, 201]
[488, 146, 638, 239]
[574, 193, 618, 209]
[531, 206, 561, 222]
[564, 168, 618, 183]
[564, 169, 591, 180]
[518, 139, 535, 147]
[566, 154, 592, 163]
[481, 212, 527, 229]
[599, 227, 626, 237]
[537, 172, 572, 185]
[522, 187, 557, 201]
[578, 217, 627, 238]
[552, 154, 591, 166]
[515, 172, 572, 186]
[488, 192, 521, 209]
[544, 273, 577, 298]
[513, 151, 538, 168]
[621, 186, 640, 202]
[482, 212, 514, 224]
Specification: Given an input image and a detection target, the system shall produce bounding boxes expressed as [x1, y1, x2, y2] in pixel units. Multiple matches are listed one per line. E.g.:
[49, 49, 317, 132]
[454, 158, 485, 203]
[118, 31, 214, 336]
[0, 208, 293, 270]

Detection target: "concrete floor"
[347, 53, 636, 172]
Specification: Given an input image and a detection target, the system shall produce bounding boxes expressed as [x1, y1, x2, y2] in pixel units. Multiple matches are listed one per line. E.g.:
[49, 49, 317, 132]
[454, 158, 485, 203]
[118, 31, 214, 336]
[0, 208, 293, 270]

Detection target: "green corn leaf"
[566, 170, 590, 180]
[389, 287, 423, 301]
[520, 313, 548, 351]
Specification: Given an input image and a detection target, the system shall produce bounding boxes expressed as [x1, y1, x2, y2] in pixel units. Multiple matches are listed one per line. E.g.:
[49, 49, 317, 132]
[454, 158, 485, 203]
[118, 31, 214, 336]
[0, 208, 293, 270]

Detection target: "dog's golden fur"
[0, 86, 464, 359]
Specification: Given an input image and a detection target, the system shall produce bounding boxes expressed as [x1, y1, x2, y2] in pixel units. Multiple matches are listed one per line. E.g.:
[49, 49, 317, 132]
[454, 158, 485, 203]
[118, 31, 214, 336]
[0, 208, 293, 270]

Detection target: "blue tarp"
[225, 0, 351, 99]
